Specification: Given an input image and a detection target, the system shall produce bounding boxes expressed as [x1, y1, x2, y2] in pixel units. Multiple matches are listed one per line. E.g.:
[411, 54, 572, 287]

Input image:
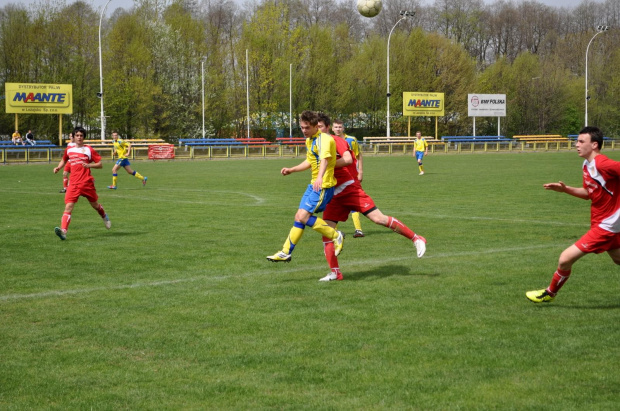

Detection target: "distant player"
[53, 127, 111, 240]
[108, 131, 147, 189]
[317, 114, 426, 282]
[59, 132, 75, 193]
[332, 119, 365, 238]
[413, 131, 428, 175]
[526, 126, 620, 303]
[266, 110, 344, 263]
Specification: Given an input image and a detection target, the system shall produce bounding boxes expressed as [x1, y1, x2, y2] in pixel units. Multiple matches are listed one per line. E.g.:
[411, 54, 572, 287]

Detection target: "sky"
[0, 0, 604, 15]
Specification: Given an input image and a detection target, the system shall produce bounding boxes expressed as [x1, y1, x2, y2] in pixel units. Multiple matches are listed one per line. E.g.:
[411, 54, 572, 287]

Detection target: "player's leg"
[83, 183, 110, 229]
[607, 248, 620, 265]
[61, 171, 69, 193]
[416, 152, 425, 175]
[109, 162, 121, 189]
[55, 202, 75, 240]
[526, 244, 585, 303]
[365, 208, 426, 258]
[267, 208, 310, 262]
[89, 200, 111, 229]
[124, 164, 147, 186]
[351, 211, 364, 237]
[320, 219, 343, 281]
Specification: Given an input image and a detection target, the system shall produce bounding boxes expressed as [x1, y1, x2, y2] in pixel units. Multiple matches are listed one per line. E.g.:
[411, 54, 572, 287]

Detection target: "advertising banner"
[5, 83, 73, 114]
[403, 92, 445, 116]
[148, 144, 175, 160]
[468, 94, 506, 117]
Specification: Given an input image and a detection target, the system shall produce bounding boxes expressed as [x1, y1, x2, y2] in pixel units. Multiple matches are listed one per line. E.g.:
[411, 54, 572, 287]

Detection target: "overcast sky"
[0, 0, 603, 15]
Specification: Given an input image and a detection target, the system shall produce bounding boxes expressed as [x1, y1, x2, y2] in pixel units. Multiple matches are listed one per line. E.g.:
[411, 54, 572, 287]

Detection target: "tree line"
[0, 0, 618, 141]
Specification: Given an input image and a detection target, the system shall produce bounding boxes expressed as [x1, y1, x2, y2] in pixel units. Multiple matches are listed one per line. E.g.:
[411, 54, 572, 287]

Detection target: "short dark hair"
[73, 126, 86, 136]
[332, 119, 344, 126]
[299, 110, 319, 126]
[317, 112, 331, 127]
[579, 126, 604, 149]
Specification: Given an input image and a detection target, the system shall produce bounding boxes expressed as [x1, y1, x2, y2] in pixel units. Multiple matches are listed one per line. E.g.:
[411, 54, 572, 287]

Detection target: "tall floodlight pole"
[289, 63, 293, 137]
[98, 0, 112, 141]
[201, 58, 206, 139]
[246, 49, 250, 139]
[585, 25, 609, 127]
[387, 11, 414, 138]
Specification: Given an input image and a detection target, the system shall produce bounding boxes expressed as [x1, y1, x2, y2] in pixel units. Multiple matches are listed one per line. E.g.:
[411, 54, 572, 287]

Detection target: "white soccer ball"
[357, 0, 382, 18]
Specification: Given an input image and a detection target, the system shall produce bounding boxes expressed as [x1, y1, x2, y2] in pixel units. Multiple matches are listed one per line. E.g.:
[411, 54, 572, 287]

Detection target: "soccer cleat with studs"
[353, 230, 365, 238]
[107, 186, 117, 190]
[319, 271, 343, 282]
[54, 227, 66, 241]
[143, 176, 148, 187]
[266, 251, 291, 263]
[526, 289, 555, 303]
[103, 214, 111, 230]
[59, 188, 66, 193]
[333, 231, 345, 256]
[413, 234, 426, 258]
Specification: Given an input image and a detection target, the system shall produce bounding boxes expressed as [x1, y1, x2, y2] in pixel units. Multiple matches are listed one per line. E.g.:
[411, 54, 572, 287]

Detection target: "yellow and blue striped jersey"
[414, 138, 428, 152]
[344, 134, 360, 157]
[306, 131, 337, 188]
[113, 138, 130, 159]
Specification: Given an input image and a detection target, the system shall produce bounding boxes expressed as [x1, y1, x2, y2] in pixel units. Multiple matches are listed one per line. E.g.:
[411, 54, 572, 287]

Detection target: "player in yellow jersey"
[413, 131, 428, 175]
[107, 131, 147, 189]
[332, 119, 365, 237]
[266, 110, 344, 263]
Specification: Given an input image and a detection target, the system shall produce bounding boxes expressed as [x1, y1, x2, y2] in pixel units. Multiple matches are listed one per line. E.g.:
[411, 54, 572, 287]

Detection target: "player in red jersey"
[59, 132, 75, 193]
[316, 114, 426, 281]
[52, 127, 111, 240]
[527, 126, 620, 302]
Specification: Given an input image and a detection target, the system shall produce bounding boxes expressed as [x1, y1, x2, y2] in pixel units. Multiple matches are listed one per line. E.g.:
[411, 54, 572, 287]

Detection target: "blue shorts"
[115, 158, 131, 167]
[415, 151, 425, 161]
[298, 184, 334, 214]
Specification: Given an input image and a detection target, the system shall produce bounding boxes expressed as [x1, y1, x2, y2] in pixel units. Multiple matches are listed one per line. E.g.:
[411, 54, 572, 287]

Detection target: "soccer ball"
[357, 0, 382, 18]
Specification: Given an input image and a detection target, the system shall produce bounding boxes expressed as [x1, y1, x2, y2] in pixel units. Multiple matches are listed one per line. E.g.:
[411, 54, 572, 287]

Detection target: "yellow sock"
[282, 223, 305, 254]
[134, 171, 144, 180]
[351, 212, 362, 231]
[112, 175, 118, 186]
[419, 165, 424, 172]
[309, 216, 338, 239]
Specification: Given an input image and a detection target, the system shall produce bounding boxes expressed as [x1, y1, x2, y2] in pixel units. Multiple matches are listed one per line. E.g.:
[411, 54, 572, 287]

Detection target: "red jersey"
[62, 145, 101, 185]
[333, 135, 358, 187]
[583, 154, 620, 233]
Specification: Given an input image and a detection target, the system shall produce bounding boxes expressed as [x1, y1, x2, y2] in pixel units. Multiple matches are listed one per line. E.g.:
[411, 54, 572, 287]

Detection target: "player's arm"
[126, 143, 132, 157]
[356, 150, 363, 182]
[53, 159, 67, 173]
[335, 150, 353, 168]
[424, 140, 428, 155]
[543, 181, 589, 200]
[83, 160, 102, 169]
[281, 159, 311, 176]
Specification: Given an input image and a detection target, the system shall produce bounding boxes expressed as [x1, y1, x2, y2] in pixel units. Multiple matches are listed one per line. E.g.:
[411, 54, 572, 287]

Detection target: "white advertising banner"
[468, 94, 506, 117]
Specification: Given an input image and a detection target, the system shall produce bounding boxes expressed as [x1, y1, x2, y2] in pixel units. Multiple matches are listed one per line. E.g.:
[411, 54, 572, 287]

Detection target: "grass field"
[1, 152, 619, 409]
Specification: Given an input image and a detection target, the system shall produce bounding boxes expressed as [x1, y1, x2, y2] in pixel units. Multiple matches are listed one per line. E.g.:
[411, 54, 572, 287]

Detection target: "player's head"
[69, 132, 74, 141]
[299, 111, 320, 138]
[317, 112, 331, 134]
[112, 131, 119, 141]
[73, 126, 86, 140]
[332, 119, 345, 136]
[416, 131, 422, 138]
[579, 126, 604, 150]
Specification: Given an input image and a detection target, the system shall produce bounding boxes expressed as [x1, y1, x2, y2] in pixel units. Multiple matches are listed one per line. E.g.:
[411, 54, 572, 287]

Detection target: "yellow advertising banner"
[5, 83, 73, 114]
[403, 92, 444, 116]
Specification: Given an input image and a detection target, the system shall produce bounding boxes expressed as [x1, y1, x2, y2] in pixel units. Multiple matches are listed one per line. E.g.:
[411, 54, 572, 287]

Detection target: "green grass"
[1, 153, 619, 409]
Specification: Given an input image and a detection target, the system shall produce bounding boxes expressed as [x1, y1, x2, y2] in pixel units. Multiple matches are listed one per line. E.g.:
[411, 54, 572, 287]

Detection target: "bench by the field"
[567, 134, 612, 141]
[276, 137, 306, 146]
[441, 136, 512, 143]
[179, 138, 245, 147]
[0, 139, 57, 148]
[234, 138, 272, 145]
[363, 136, 440, 144]
[65, 139, 166, 148]
[513, 135, 568, 142]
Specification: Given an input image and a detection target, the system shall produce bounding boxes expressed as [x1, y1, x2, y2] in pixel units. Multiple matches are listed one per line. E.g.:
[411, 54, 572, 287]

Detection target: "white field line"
[0, 243, 562, 303]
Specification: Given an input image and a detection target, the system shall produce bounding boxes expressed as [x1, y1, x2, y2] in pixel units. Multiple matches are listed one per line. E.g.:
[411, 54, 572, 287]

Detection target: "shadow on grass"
[345, 264, 439, 282]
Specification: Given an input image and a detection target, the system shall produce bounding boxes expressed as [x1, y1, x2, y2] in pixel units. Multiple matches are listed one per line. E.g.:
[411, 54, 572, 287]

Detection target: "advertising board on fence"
[5, 83, 73, 114]
[403, 92, 445, 117]
[468, 94, 506, 117]
[148, 145, 175, 160]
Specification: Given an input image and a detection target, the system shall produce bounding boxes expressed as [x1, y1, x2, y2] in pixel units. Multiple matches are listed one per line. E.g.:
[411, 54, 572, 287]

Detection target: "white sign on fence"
[468, 94, 506, 117]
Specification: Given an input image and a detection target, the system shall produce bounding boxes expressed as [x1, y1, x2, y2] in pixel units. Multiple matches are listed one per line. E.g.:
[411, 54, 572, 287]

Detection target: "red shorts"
[323, 182, 376, 222]
[65, 181, 98, 204]
[64, 162, 71, 173]
[575, 225, 620, 254]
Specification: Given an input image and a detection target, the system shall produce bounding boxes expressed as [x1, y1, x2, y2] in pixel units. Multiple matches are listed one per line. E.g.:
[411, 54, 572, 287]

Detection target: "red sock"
[385, 216, 415, 240]
[323, 236, 339, 271]
[63, 177, 68, 188]
[61, 212, 72, 231]
[95, 204, 106, 218]
[547, 268, 571, 295]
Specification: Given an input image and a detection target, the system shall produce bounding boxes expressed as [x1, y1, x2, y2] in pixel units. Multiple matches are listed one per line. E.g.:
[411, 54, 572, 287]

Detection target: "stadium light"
[585, 25, 609, 127]
[387, 11, 414, 138]
[201, 57, 206, 139]
[98, 0, 112, 141]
